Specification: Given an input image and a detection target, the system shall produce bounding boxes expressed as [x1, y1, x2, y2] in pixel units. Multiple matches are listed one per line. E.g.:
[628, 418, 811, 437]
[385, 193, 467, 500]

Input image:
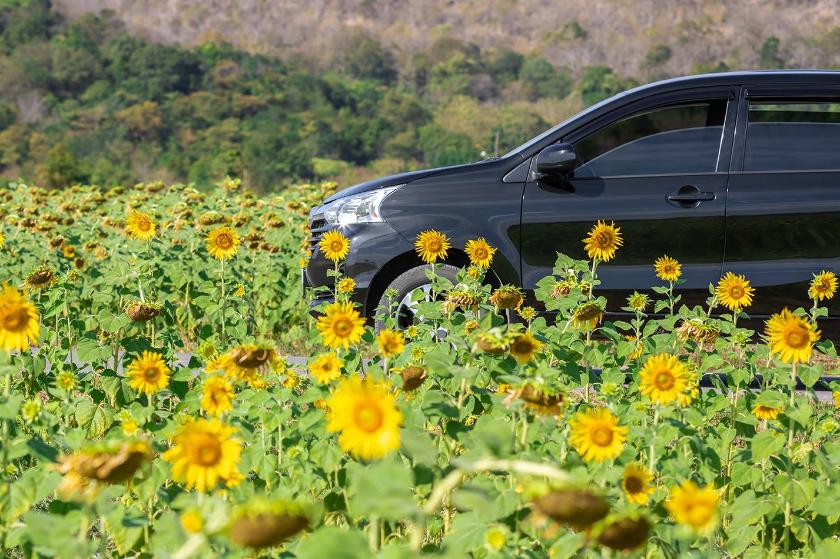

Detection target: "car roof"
[509, 70, 840, 158]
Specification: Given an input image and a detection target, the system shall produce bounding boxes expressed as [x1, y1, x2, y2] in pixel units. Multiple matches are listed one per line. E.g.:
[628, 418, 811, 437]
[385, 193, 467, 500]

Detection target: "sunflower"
[25, 266, 56, 290]
[125, 209, 156, 241]
[56, 370, 76, 391]
[162, 418, 242, 492]
[414, 230, 450, 264]
[571, 301, 604, 331]
[765, 308, 820, 364]
[180, 509, 204, 534]
[583, 220, 622, 262]
[569, 408, 628, 462]
[627, 292, 649, 312]
[0, 229, 4, 248]
[639, 353, 688, 405]
[228, 499, 311, 549]
[377, 329, 405, 358]
[0, 285, 40, 352]
[665, 481, 719, 532]
[715, 272, 754, 311]
[336, 277, 356, 294]
[753, 404, 782, 420]
[316, 301, 366, 350]
[309, 353, 343, 384]
[654, 255, 682, 282]
[465, 237, 496, 268]
[808, 270, 838, 301]
[622, 463, 655, 505]
[489, 285, 523, 310]
[206, 226, 241, 260]
[326, 376, 402, 460]
[201, 376, 235, 416]
[319, 230, 350, 262]
[509, 331, 541, 363]
[126, 351, 170, 396]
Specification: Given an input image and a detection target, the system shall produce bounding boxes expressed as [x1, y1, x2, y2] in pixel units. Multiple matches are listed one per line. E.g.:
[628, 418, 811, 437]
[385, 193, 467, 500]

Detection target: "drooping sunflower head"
[206, 226, 241, 260]
[161, 417, 242, 492]
[513, 383, 564, 415]
[319, 230, 350, 262]
[509, 331, 542, 364]
[654, 255, 682, 282]
[596, 514, 651, 551]
[665, 481, 719, 533]
[627, 291, 649, 313]
[125, 209, 156, 241]
[568, 407, 628, 462]
[489, 285, 523, 310]
[228, 498, 311, 550]
[765, 308, 820, 364]
[753, 404, 782, 421]
[316, 302, 366, 350]
[377, 329, 405, 358]
[464, 237, 496, 268]
[398, 365, 427, 392]
[309, 353, 343, 384]
[621, 463, 654, 505]
[0, 284, 40, 353]
[326, 376, 403, 460]
[550, 279, 574, 299]
[531, 487, 610, 530]
[715, 272, 754, 311]
[675, 318, 720, 345]
[808, 270, 838, 302]
[445, 283, 484, 312]
[414, 230, 450, 264]
[57, 440, 153, 500]
[25, 266, 56, 290]
[583, 220, 622, 262]
[571, 301, 605, 332]
[126, 350, 171, 396]
[124, 300, 162, 322]
[201, 376, 235, 416]
[639, 353, 688, 405]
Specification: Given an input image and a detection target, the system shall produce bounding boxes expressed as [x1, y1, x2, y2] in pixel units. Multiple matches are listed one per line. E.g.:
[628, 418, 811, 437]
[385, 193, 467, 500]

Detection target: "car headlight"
[322, 185, 401, 226]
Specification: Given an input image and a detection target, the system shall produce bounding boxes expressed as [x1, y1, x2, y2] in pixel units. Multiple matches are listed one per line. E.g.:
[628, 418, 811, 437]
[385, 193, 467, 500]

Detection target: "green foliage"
[579, 66, 638, 106]
[759, 36, 786, 69]
[645, 44, 672, 67]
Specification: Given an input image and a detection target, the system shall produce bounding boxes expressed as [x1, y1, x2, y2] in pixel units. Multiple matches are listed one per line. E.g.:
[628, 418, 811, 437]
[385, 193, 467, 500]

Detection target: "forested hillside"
[1, 0, 839, 191]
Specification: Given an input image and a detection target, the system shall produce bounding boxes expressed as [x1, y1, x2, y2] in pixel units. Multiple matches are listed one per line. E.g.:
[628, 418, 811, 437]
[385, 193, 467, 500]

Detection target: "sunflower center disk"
[729, 287, 743, 299]
[624, 476, 643, 493]
[333, 318, 353, 337]
[3, 307, 28, 331]
[591, 426, 614, 446]
[784, 328, 807, 349]
[138, 220, 151, 231]
[216, 234, 232, 249]
[594, 232, 613, 248]
[655, 371, 675, 390]
[191, 436, 222, 466]
[144, 367, 159, 381]
[354, 403, 384, 433]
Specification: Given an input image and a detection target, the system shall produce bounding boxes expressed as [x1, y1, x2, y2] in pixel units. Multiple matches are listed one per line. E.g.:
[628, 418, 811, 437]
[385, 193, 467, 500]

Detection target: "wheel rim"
[394, 283, 448, 338]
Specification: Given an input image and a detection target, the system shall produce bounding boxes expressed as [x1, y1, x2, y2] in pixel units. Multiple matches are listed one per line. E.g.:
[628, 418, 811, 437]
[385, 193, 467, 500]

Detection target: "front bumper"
[304, 214, 411, 317]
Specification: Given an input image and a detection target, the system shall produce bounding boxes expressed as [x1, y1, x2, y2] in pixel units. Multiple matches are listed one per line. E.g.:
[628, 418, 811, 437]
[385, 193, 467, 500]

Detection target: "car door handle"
[666, 185, 715, 206]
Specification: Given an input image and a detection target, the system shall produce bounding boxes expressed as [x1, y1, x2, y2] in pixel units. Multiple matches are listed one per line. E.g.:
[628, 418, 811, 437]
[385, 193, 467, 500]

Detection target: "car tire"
[374, 264, 459, 332]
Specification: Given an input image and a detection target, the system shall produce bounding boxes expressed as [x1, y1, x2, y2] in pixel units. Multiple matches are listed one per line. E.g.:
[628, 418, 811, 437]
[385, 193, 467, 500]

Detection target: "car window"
[573, 101, 727, 178]
[745, 100, 840, 172]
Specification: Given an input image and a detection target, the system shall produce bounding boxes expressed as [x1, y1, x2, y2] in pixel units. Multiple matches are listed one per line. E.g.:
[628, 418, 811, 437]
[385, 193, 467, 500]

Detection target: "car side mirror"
[535, 143, 577, 178]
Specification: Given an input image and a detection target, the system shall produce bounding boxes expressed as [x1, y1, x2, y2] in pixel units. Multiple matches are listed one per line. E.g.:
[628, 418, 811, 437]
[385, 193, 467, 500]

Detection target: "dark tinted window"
[745, 101, 840, 172]
[573, 101, 727, 177]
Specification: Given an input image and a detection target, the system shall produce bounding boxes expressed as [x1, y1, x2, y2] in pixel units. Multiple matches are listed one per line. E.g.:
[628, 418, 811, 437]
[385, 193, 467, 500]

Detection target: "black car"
[305, 70, 840, 332]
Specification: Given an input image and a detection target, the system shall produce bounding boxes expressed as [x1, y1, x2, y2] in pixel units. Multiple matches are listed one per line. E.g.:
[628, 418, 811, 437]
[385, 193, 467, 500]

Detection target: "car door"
[724, 86, 840, 319]
[518, 87, 738, 311]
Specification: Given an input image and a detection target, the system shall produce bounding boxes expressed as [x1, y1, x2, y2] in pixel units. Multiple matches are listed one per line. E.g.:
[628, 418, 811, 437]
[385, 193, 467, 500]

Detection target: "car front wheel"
[374, 264, 459, 332]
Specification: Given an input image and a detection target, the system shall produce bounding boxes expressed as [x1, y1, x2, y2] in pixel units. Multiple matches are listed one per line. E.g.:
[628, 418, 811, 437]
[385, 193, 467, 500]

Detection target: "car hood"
[321, 165, 463, 204]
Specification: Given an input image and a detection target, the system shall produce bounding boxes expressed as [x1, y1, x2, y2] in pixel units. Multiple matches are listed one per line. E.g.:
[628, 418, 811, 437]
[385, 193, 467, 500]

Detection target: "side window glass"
[573, 101, 727, 177]
[745, 100, 840, 172]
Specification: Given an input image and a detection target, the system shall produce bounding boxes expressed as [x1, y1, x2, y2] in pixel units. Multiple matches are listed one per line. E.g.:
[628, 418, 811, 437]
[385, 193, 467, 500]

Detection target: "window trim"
[561, 86, 738, 179]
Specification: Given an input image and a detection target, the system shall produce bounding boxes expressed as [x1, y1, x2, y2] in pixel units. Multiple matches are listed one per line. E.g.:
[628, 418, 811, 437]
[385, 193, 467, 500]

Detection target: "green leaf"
[75, 399, 114, 437]
[347, 459, 416, 521]
[751, 430, 785, 462]
[103, 507, 145, 555]
[754, 390, 785, 408]
[7, 469, 60, 522]
[442, 511, 486, 552]
[293, 526, 372, 559]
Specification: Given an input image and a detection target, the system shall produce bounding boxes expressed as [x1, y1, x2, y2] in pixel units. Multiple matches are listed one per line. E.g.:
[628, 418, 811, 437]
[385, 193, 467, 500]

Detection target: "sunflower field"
[1, 181, 839, 558]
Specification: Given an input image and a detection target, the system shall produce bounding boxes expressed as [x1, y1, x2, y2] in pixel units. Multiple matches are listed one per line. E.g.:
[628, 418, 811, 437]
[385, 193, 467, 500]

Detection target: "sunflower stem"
[368, 514, 380, 552]
[648, 406, 660, 472]
[783, 362, 797, 553]
[220, 258, 226, 341]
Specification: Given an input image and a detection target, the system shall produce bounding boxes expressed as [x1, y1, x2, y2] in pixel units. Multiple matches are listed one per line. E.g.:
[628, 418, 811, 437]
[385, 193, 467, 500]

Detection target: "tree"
[519, 57, 572, 100]
[759, 37, 785, 69]
[580, 66, 637, 106]
[39, 143, 87, 189]
[335, 31, 397, 84]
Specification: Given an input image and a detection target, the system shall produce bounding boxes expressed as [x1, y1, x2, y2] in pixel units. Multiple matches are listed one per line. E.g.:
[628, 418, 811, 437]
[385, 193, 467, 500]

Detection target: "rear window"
[745, 100, 840, 172]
